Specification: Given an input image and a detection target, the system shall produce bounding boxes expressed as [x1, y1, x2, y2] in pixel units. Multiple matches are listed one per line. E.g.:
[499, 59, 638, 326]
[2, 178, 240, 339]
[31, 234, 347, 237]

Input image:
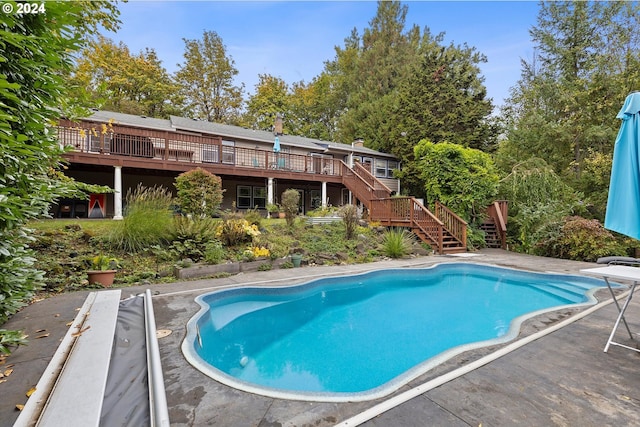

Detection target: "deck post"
[113, 165, 123, 220]
[267, 177, 274, 208]
[321, 181, 327, 208]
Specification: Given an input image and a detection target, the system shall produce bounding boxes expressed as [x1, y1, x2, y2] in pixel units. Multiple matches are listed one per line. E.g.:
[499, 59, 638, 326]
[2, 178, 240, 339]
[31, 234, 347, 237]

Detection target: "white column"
[321, 181, 327, 208]
[113, 166, 123, 220]
[267, 177, 274, 217]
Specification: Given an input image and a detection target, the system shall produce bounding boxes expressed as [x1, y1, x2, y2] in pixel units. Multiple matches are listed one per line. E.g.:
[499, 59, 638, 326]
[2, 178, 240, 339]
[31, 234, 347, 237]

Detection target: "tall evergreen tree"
[499, 0, 640, 217]
[175, 30, 244, 123]
[329, 1, 421, 147]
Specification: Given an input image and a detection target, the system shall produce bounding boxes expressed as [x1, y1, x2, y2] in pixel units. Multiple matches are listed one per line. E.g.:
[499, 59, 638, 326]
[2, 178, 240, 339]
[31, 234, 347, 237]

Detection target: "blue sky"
[106, 1, 540, 108]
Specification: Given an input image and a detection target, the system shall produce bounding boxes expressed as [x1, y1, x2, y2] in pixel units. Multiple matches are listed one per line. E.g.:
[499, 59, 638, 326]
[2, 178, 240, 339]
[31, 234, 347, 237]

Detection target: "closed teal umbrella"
[273, 136, 280, 153]
[605, 91, 640, 239]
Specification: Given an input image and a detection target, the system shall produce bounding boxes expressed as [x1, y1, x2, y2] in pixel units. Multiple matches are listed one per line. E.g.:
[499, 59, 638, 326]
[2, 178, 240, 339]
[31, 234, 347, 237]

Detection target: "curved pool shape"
[182, 263, 610, 402]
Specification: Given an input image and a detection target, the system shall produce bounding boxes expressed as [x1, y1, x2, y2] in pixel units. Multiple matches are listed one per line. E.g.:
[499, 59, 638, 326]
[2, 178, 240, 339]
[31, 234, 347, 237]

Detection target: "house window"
[222, 139, 235, 164]
[202, 145, 219, 163]
[388, 160, 399, 177]
[375, 159, 388, 178]
[237, 186, 252, 209]
[237, 186, 267, 209]
[253, 187, 266, 208]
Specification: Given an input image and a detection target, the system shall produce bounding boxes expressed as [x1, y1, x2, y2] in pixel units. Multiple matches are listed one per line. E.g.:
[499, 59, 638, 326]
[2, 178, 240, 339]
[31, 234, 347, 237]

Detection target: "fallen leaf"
[0, 379, 6, 384]
[36, 333, 50, 339]
[54, 313, 60, 317]
[26, 387, 36, 397]
[71, 326, 91, 337]
[15, 404, 24, 411]
[66, 321, 73, 327]
[4, 368, 14, 377]
[35, 329, 46, 333]
[621, 395, 631, 401]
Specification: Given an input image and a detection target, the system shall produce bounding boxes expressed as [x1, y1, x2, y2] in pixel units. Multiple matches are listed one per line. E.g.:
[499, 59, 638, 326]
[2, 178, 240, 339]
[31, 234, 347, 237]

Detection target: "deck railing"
[57, 120, 344, 177]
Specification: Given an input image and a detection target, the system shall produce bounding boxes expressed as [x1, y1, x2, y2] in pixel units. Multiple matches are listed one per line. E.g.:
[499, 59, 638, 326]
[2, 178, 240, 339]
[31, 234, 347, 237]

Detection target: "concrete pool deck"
[3, 249, 640, 426]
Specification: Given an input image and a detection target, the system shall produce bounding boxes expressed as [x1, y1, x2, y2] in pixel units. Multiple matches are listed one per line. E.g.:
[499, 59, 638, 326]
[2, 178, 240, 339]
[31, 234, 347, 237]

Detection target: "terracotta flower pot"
[87, 270, 117, 287]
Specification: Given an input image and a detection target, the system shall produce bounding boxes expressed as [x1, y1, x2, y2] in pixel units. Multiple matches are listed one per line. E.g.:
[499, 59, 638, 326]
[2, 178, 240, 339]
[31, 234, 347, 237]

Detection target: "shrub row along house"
[56, 110, 468, 253]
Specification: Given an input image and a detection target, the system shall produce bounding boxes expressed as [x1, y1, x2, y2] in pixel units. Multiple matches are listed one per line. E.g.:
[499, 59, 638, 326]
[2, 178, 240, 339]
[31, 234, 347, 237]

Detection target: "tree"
[500, 1, 640, 179]
[69, 36, 181, 118]
[175, 30, 244, 123]
[414, 140, 499, 223]
[0, 1, 120, 353]
[174, 168, 224, 218]
[498, 158, 585, 253]
[329, 1, 421, 148]
[281, 189, 300, 227]
[392, 31, 496, 197]
[242, 74, 290, 132]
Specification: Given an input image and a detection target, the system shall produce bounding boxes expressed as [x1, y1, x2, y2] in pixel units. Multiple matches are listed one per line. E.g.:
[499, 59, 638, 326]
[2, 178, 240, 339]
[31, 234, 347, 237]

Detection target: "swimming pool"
[182, 263, 610, 402]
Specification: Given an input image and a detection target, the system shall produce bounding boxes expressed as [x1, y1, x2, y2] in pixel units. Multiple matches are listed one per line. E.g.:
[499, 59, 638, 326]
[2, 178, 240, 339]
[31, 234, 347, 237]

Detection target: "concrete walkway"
[2, 250, 640, 426]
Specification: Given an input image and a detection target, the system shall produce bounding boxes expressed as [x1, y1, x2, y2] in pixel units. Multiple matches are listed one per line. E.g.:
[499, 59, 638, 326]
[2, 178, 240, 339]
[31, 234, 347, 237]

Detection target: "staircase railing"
[341, 162, 467, 253]
[370, 197, 446, 253]
[434, 201, 468, 247]
[341, 161, 392, 208]
[486, 200, 508, 249]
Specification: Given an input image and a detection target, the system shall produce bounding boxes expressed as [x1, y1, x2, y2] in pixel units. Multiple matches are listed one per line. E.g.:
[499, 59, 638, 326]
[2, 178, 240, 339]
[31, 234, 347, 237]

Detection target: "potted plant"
[266, 203, 280, 219]
[86, 255, 120, 287]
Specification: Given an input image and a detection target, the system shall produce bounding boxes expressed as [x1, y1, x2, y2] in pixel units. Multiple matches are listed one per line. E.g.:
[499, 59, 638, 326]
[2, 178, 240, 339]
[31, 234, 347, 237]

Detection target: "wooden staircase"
[482, 201, 508, 249]
[341, 162, 467, 254]
[480, 219, 501, 248]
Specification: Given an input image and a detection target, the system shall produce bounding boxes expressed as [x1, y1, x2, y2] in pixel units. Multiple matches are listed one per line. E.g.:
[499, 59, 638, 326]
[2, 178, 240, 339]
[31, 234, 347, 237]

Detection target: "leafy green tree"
[414, 140, 499, 223]
[174, 168, 224, 218]
[500, 1, 640, 180]
[498, 158, 585, 253]
[0, 1, 120, 353]
[70, 36, 181, 118]
[175, 30, 244, 123]
[242, 74, 290, 132]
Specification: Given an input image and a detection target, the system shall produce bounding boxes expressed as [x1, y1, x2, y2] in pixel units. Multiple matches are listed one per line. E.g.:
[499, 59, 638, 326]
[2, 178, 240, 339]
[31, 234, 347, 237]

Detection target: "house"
[55, 110, 468, 253]
[56, 110, 400, 218]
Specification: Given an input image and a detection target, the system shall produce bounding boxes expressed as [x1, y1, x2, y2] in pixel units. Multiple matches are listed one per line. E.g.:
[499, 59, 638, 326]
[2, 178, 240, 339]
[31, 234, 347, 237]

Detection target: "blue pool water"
[182, 263, 609, 401]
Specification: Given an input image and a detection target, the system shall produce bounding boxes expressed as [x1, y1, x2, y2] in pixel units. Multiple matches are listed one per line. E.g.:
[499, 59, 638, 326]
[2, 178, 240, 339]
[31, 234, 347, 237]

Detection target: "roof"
[85, 110, 396, 159]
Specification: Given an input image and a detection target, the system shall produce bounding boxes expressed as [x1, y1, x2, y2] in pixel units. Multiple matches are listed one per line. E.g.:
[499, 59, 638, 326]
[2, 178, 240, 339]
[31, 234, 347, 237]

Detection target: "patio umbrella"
[604, 91, 640, 240]
[273, 136, 280, 153]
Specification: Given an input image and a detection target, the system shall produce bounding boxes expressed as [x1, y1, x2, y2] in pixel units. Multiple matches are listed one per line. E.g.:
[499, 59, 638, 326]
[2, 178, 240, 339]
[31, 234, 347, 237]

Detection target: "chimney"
[353, 137, 364, 148]
[274, 113, 283, 136]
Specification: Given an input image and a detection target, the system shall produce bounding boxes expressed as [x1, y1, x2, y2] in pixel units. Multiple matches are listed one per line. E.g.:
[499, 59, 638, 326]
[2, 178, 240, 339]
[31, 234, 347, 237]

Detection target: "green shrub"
[107, 185, 174, 252]
[382, 228, 415, 258]
[534, 216, 627, 262]
[204, 241, 226, 264]
[174, 168, 224, 218]
[168, 217, 220, 262]
[281, 189, 300, 227]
